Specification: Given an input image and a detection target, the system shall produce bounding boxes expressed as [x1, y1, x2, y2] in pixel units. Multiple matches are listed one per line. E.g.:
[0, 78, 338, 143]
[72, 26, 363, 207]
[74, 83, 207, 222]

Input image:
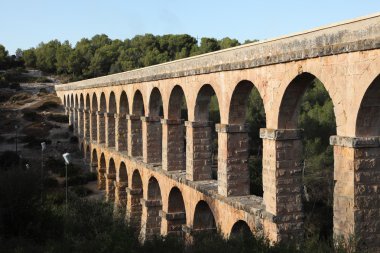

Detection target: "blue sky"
[1, 0, 380, 54]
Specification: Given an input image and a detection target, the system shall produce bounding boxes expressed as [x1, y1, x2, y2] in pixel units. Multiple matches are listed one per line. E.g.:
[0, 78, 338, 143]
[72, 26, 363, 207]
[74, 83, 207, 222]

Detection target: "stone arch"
[115, 161, 128, 215]
[273, 72, 337, 240]
[118, 162, 128, 183]
[278, 72, 335, 129]
[141, 177, 163, 241]
[106, 92, 116, 147]
[148, 87, 163, 117]
[75, 94, 79, 108]
[168, 85, 187, 120]
[91, 93, 98, 141]
[167, 187, 186, 235]
[132, 90, 145, 116]
[225, 80, 267, 196]
[63, 95, 67, 107]
[116, 91, 129, 152]
[194, 84, 219, 122]
[105, 158, 116, 201]
[80, 93, 84, 109]
[193, 200, 216, 233]
[188, 84, 220, 181]
[85, 94, 90, 109]
[144, 87, 163, 163]
[120, 91, 129, 114]
[98, 93, 107, 143]
[163, 85, 188, 171]
[230, 220, 252, 238]
[91, 148, 98, 173]
[70, 94, 74, 108]
[129, 169, 143, 233]
[356, 74, 380, 137]
[83, 94, 90, 140]
[98, 153, 106, 190]
[129, 90, 144, 157]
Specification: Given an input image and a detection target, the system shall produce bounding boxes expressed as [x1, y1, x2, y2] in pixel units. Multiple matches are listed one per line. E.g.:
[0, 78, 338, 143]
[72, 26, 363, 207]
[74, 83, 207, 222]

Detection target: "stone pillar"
[84, 109, 90, 141]
[139, 198, 162, 241]
[114, 181, 128, 217]
[127, 115, 143, 157]
[160, 210, 186, 236]
[90, 111, 97, 142]
[330, 136, 380, 252]
[161, 119, 185, 171]
[105, 173, 116, 202]
[185, 121, 213, 181]
[126, 187, 143, 231]
[216, 124, 250, 197]
[98, 168, 106, 190]
[105, 112, 115, 147]
[115, 113, 128, 152]
[97, 111, 105, 144]
[142, 116, 162, 164]
[77, 109, 83, 138]
[260, 128, 303, 242]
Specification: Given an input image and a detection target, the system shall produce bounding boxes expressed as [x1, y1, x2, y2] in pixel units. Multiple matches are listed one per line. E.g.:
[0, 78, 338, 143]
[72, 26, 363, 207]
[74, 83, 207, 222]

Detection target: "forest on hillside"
[0, 34, 338, 251]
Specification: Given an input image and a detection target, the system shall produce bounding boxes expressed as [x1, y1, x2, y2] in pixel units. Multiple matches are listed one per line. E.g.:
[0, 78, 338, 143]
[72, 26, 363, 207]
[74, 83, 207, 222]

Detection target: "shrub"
[22, 109, 43, 122]
[45, 156, 65, 174]
[36, 101, 59, 111]
[47, 113, 69, 123]
[71, 186, 93, 197]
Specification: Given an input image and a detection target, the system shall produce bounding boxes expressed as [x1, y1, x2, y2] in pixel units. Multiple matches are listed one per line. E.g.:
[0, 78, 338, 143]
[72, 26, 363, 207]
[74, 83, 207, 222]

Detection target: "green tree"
[219, 37, 240, 49]
[23, 48, 37, 68]
[56, 41, 72, 74]
[0, 44, 9, 69]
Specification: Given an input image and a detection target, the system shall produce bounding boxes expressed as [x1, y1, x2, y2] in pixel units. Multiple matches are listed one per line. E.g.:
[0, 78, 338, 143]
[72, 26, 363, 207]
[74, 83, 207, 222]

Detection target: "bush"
[37, 101, 59, 111]
[35, 77, 52, 83]
[47, 113, 69, 123]
[71, 186, 93, 197]
[45, 156, 65, 174]
[22, 109, 43, 122]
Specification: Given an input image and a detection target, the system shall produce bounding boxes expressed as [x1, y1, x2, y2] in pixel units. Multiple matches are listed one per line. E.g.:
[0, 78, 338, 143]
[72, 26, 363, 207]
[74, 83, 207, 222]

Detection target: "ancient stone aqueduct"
[55, 14, 380, 251]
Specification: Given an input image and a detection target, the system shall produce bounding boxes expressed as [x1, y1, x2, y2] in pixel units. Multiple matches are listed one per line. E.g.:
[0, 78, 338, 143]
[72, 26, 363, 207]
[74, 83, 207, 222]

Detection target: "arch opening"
[167, 187, 186, 235]
[98, 153, 106, 190]
[107, 92, 116, 147]
[99, 93, 107, 143]
[91, 93, 98, 141]
[193, 200, 216, 233]
[356, 74, 380, 137]
[164, 85, 188, 171]
[228, 80, 266, 196]
[230, 220, 252, 239]
[193, 84, 220, 180]
[278, 73, 336, 240]
[129, 170, 143, 233]
[116, 91, 129, 152]
[129, 90, 145, 157]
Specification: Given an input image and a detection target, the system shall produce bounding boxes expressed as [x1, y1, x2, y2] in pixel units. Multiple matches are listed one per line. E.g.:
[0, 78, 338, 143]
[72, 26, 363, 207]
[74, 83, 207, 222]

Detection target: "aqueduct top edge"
[55, 13, 380, 92]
